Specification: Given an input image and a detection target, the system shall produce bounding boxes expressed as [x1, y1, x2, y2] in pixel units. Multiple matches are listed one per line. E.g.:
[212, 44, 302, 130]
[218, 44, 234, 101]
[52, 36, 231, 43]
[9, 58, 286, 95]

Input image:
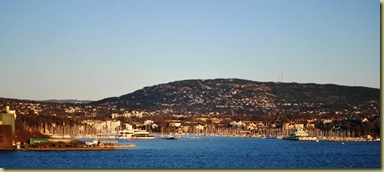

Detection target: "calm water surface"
[0, 136, 380, 168]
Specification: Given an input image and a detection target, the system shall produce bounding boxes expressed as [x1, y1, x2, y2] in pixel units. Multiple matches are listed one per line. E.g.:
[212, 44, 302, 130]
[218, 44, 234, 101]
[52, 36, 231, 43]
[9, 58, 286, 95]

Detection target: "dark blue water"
[0, 136, 381, 168]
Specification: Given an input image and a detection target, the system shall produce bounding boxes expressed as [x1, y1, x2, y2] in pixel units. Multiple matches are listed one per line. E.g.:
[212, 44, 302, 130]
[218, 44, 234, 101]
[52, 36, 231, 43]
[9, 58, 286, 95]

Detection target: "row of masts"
[19, 121, 365, 138]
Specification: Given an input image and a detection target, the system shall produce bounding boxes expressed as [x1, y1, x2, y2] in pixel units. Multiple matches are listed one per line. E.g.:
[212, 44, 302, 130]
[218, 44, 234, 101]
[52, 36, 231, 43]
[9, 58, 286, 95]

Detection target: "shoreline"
[46, 133, 380, 143]
[0, 144, 136, 151]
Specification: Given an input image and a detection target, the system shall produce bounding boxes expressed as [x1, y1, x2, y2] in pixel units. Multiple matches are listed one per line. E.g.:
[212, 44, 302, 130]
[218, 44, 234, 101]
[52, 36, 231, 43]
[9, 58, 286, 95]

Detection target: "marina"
[35, 130, 381, 142]
[0, 0, 378, 169]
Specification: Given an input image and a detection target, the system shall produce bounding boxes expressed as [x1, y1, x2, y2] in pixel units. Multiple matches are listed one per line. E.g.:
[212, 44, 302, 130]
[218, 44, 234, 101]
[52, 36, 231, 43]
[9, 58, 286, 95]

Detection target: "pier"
[0, 144, 135, 151]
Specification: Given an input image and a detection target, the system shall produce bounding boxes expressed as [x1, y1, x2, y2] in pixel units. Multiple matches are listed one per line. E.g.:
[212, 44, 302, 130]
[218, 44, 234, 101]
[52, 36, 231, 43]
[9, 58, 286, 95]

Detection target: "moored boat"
[132, 130, 155, 139]
[283, 128, 317, 141]
[118, 129, 134, 139]
[118, 128, 155, 140]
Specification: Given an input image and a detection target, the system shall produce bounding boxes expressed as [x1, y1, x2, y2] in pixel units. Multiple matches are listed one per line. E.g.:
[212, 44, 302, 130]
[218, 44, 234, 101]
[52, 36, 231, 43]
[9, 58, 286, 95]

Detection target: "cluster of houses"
[0, 99, 379, 140]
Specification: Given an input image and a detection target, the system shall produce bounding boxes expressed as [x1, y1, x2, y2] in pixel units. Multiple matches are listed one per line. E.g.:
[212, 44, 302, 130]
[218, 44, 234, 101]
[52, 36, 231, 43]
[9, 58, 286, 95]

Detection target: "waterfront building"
[0, 125, 12, 148]
[0, 106, 17, 147]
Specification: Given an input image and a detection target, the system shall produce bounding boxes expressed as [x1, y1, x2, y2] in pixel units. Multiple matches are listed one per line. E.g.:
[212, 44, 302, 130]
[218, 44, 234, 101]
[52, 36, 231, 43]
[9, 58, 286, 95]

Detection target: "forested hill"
[90, 79, 380, 117]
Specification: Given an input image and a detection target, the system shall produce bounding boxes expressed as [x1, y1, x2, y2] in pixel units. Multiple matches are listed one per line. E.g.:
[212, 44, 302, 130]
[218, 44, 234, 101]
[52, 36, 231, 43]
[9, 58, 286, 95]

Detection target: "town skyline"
[0, 0, 379, 100]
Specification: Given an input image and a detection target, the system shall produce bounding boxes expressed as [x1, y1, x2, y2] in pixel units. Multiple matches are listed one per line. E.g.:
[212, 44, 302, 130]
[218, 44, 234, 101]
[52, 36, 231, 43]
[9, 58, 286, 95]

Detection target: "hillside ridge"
[90, 79, 380, 116]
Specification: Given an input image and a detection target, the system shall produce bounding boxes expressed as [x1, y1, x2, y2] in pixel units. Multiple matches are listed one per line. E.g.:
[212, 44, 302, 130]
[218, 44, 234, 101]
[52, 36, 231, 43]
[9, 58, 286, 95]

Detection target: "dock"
[0, 144, 135, 151]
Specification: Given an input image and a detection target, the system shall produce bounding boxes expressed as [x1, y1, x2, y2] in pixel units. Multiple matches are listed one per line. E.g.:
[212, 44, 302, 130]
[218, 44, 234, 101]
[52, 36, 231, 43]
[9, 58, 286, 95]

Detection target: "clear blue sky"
[0, 0, 380, 101]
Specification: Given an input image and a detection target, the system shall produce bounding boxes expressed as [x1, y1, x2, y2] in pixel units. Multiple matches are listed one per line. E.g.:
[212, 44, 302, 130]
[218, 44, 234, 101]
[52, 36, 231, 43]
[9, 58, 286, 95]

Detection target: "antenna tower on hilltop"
[281, 67, 283, 82]
[278, 67, 284, 83]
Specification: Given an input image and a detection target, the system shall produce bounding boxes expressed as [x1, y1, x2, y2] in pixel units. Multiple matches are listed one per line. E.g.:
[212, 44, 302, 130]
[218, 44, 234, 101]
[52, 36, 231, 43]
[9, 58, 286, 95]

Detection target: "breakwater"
[0, 144, 135, 151]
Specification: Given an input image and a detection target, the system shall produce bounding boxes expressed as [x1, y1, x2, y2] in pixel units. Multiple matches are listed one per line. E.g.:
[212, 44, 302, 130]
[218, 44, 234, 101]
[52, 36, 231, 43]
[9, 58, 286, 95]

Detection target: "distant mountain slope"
[90, 79, 380, 115]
